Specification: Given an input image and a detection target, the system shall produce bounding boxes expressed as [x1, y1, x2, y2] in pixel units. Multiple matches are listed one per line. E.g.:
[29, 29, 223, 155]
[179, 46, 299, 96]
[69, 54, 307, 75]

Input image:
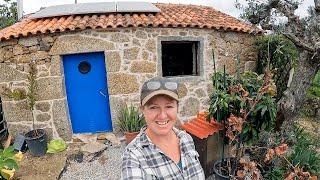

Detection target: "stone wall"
[0, 27, 257, 141]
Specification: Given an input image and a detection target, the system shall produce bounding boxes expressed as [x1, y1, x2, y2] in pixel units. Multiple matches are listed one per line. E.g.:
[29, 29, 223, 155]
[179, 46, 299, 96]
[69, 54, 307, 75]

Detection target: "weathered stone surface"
[135, 30, 147, 39]
[97, 132, 121, 146]
[195, 88, 206, 98]
[160, 29, 170, 35]
[132, 38, 141, 46]
[244, 36, 255, 46]
[73, 134, 97, 143]
[130, 61, 156, 73]
[7, 123, 31, 138]
[123, 47, 139, 60]
[35, 77, 65, 101]
[145, 40, 156, 52]
[49, 55, 62, 76]
[35, 102, 51, 112]
[15, 51, 49, 63]
[105, 51, 121, 72]
[50, 35, 114, 55]
[0, 64, 27, 82]
[0, 48, 4, 62]
[224, 32, 239, 43]
[3, 47, 13, 60]
[38, 66, 49, 77]
[244, 61, 256, 72]
[81, 142, 107, 154]
[42, 36, 54, 43]
[110, 33, 129, 42]
[109, 96, 126, 133]
[2, 100, 33, 122]
[13, 45, 29, 55]
[52, 99, 72, 141]
[179, 31, 187, 36]
[36, 113, 51, 122]
[18, 37, 38, 47]
[0, 39, 17, 47]
[142, 51, 149, 60]
[181, 97, 200, 117]
[28, 45, 39, 52]
[178, 83, 188, 98]
[207, 83, 213, 96]
[107, 73, 139, 95]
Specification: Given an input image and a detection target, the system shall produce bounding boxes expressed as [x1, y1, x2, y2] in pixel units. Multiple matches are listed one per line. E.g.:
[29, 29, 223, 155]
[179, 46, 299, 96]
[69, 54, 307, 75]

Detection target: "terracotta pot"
[124, 132, 139, 144]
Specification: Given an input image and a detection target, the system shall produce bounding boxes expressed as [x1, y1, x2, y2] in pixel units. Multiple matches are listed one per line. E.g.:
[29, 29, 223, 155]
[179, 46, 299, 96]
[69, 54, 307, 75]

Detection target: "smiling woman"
[121, 77, 205, 179]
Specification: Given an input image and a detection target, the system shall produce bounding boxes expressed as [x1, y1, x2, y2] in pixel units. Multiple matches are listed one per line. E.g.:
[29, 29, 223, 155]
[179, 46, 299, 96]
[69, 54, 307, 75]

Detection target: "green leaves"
[0, 0, 17, 29]
[0, 146, 19, 179]
[208, 71, 277, 144]
[255, 35, 298, 102]
[118, 105, 145, 133]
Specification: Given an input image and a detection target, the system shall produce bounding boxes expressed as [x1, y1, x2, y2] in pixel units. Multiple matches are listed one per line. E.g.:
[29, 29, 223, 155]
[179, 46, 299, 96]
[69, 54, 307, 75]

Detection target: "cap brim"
[141, 90, 179, 106]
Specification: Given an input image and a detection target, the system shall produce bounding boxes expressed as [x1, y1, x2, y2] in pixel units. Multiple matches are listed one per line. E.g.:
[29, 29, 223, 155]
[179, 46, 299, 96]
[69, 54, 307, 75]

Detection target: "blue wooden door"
[63, 52, 112, 133]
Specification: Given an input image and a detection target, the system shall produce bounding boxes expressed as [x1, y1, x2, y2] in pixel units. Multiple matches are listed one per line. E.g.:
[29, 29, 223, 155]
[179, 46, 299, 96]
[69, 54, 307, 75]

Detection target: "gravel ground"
[60, 142, 126, 180]
[60, 141, 216, 180]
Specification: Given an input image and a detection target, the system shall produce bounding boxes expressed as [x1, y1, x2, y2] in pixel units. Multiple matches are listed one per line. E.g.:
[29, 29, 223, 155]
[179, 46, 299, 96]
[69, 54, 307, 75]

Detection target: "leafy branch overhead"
[236, 0, 319, 61]
[0, 0, 17, 29]
[235, 0, 319, 124]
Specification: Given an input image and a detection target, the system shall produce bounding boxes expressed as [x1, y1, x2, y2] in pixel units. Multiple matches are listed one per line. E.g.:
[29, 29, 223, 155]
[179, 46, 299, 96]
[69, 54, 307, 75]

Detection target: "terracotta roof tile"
[0, 3, 262, 41]
[181, 112, 223, 139]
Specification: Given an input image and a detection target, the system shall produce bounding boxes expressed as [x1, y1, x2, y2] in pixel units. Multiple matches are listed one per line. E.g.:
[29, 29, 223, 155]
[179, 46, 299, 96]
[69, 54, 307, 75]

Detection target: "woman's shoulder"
[174, 127, 193, 141]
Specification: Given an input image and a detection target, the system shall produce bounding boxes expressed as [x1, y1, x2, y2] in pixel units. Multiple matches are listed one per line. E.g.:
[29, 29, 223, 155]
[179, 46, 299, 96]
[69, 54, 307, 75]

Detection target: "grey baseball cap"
[140, 77, 179, 106]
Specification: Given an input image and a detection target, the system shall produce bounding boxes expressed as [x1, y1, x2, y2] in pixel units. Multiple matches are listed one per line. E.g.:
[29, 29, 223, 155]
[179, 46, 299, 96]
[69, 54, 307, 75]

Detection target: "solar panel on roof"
[29, 2, 160, 19]
[117, 2, 160, 12]
[30, 2, 116, 19]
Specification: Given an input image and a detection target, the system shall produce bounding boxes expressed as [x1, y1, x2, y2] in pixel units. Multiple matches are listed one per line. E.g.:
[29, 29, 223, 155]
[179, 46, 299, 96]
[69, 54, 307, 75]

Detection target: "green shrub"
[255, 35, 298, 101]
[287, 128, 320, 176]
[118, 105, 145, 133]
[307, 70, 320, 98]
[259, 124, 320, 179]
[208, 71, 277, 144]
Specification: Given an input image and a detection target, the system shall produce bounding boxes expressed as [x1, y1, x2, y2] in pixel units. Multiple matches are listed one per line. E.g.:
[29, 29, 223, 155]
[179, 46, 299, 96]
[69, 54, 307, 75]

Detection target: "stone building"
[0, 3, 261, 141]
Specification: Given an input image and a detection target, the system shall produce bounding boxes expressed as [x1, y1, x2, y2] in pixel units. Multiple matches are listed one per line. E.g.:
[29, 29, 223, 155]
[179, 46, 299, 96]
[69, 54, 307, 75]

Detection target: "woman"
[121, 77, 205, 179]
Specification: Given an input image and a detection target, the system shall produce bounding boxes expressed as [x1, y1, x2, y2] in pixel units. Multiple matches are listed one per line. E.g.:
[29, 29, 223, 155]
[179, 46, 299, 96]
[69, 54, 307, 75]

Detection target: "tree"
[0, 0, 17, 29]
[236, 0, 320, 125]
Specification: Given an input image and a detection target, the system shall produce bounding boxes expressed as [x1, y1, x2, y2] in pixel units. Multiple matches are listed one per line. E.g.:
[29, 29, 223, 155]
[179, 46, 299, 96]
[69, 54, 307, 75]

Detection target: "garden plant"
[208, 64, 277, 179]
[0, 146, 23, 180]
[118, 105, 145, 143]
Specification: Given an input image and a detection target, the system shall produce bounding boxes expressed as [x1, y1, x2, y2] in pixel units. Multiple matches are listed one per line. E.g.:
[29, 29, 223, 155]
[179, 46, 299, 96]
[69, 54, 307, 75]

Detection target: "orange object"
[0, 3, 262, 41]
[124, 132, 139, 144]
[181, 112, 222, 139]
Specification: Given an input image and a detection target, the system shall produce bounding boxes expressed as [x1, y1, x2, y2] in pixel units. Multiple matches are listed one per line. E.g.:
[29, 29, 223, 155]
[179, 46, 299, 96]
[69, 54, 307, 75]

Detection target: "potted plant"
[24, 61, 47, 156]
[118, 105, 145, 143]
[208, 65, 277, 179]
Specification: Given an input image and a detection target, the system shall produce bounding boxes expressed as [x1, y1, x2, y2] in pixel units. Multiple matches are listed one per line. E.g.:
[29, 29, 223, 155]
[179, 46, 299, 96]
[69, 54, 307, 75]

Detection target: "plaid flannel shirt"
[121, 127, 205, 180]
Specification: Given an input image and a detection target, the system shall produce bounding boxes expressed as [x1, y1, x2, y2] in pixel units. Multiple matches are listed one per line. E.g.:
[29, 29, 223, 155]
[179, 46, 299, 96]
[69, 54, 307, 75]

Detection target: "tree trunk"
[276, 50, 320, 129]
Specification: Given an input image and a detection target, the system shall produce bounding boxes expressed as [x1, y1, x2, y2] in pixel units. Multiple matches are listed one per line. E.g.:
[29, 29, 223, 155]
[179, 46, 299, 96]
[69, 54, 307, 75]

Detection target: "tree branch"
[283, 33, 314, 52]
[315, 0, 320, 13]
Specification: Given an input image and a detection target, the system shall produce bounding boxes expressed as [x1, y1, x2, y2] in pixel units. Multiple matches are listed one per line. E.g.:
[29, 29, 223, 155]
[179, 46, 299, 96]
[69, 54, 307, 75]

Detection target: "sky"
[1, 0, 315, 18]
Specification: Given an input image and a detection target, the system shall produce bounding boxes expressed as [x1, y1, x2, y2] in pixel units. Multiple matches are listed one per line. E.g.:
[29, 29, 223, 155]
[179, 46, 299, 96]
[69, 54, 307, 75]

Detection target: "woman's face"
[142, 95, 178, 136]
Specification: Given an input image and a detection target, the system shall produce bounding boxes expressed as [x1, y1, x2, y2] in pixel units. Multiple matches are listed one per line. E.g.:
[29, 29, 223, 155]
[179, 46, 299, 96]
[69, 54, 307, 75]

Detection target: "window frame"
[157, 36, 204, 82]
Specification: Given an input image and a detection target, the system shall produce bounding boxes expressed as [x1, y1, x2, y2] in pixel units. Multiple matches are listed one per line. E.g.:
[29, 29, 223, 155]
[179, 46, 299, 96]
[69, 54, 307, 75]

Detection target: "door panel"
[63, 52, 112, 133]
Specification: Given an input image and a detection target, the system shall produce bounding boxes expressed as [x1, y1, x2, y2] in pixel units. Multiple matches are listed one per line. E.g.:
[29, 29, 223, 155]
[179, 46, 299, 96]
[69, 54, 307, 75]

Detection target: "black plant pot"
[25, 129, 47, 156]
[213, 158, 237, 180]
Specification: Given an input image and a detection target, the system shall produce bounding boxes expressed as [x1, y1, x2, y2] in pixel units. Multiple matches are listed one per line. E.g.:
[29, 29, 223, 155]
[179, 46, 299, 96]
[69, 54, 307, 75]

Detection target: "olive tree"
[236, 0, 320, 124]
